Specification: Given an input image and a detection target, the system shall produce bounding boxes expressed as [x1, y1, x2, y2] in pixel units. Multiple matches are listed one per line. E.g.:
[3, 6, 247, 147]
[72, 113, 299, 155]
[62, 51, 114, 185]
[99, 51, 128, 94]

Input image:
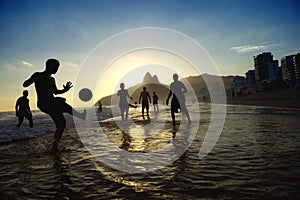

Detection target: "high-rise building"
[281, 55, 295, 83]
[293, 53, 300, 82]
[254, 52, 273, 82]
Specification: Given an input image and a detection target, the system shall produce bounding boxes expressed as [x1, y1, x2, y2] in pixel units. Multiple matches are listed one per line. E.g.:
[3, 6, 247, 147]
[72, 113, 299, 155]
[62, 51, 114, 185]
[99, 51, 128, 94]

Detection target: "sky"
[0, 0, 299, 111]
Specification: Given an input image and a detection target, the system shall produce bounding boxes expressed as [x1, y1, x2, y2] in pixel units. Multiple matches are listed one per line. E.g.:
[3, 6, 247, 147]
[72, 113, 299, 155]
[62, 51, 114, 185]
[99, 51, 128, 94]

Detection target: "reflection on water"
[0, 104, 299, 199]
[119, 131, 132, 151]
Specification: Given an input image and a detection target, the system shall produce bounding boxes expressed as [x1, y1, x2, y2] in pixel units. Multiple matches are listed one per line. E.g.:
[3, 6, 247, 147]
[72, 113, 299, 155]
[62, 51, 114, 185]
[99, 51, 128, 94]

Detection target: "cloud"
[20, 60, 33, 67]
[64, 61, 79, 68]
[229, 44, 267, 54]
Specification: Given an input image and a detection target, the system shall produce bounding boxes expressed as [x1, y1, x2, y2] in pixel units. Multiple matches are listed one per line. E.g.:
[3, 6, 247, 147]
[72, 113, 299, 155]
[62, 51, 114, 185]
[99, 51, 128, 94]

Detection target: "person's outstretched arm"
[52, 78, 73, 94]
[23, 73, 37, 87]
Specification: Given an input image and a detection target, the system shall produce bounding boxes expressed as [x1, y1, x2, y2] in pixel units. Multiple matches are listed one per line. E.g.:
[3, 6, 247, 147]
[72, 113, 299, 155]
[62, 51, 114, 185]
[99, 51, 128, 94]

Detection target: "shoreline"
[226, 88, 300, 109]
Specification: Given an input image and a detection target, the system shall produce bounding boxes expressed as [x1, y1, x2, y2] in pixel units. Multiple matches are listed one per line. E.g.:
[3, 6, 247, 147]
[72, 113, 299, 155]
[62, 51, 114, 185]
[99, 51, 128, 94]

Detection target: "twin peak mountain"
[143, 72, 160, 84]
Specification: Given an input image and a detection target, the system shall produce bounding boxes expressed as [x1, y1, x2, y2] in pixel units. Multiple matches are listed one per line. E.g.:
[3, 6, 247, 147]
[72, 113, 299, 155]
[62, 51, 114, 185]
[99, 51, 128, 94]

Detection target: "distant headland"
[97, 72, 300, 109]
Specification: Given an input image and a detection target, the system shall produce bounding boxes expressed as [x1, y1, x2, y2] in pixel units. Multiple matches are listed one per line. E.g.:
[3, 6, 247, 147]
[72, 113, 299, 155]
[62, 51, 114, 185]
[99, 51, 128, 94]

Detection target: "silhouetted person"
[15, 90, 33, 128]
[117, 83, 131, 120]
[166, 73, 191, 125]
[139, 87, 151, 119]
[23, 58, 86, 151]
[152, 92, 159, 113]
[98, 100, 102, 112]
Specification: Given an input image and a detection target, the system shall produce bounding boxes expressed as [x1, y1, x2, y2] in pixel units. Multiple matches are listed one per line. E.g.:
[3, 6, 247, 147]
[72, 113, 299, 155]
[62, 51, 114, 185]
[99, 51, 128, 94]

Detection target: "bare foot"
[80, 109, 87, 120]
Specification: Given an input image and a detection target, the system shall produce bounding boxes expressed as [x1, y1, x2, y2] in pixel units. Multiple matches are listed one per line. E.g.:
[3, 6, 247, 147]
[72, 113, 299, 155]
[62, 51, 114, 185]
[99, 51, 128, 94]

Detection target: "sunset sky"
[1, 0, 299, 111]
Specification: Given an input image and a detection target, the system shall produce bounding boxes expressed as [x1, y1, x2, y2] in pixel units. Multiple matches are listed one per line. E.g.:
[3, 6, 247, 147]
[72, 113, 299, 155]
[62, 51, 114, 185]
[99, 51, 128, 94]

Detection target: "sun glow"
[94, 49, 199, 103]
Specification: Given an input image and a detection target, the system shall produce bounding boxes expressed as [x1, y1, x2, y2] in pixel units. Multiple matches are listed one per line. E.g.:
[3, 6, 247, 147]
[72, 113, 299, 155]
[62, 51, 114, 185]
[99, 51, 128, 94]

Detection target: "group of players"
[16, 58, 191, 150]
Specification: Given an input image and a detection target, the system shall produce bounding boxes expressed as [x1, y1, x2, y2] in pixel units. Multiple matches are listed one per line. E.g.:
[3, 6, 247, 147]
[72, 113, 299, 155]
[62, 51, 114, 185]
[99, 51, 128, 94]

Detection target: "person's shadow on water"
[119, 131, 132, 151]
[52, 151, 75, 198]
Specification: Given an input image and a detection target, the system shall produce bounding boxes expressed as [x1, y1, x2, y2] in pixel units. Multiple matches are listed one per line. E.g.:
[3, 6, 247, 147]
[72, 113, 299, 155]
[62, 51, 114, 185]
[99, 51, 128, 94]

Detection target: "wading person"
[23, 58, 86, 151]
[117, 83, 132, 120]
[139, 87, 151, 119]
[166, 73, 191, 125]
[15, 90, 33, 128]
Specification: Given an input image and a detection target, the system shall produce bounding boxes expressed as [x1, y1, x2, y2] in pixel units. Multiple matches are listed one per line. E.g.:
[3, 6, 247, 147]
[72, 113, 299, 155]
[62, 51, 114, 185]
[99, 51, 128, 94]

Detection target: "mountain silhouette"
[95, 73, 300, 108]
[143, 72, 160, 84]
[97, 73, 234, 106]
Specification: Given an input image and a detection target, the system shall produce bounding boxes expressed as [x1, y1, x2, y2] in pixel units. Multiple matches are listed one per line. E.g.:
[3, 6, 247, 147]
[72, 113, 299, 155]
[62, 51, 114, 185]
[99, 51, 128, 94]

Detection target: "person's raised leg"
[62, 101, 86, 120]
[73, 108, 87, 120]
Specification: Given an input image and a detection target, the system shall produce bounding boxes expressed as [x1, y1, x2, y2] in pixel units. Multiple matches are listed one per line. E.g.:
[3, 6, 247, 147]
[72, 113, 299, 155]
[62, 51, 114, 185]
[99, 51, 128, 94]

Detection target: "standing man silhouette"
[15, 90, 33, 128]
[23, 58, 86, 150]
[139, 87, 151, 119]
[117, 83, 131, 120]
[166, 73, 191, 125]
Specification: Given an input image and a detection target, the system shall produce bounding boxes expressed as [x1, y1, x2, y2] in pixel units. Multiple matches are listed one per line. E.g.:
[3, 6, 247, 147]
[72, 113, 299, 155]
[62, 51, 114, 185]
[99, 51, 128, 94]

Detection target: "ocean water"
[0, 104, 299, 199]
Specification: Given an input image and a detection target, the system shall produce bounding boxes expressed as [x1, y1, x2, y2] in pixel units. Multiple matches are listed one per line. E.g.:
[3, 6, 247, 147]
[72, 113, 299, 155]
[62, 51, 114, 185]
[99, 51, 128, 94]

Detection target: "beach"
[0, 104, 299, 199]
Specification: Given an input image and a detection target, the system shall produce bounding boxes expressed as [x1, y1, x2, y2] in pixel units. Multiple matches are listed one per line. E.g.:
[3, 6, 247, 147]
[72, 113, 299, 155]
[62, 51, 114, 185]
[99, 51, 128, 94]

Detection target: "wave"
[0, 108, 113, 144]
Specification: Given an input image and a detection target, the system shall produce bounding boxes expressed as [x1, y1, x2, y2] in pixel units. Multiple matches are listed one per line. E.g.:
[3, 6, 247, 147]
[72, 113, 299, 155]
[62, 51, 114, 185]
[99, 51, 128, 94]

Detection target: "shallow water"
[0, 104, 299, 199]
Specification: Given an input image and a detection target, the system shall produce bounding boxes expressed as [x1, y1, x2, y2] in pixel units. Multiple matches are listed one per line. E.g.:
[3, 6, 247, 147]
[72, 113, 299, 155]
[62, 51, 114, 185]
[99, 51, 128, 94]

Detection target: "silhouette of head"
[173, 73, 179, 81]
[23, 90, 28, 97]
[45, 58, 60, 74]
[143, 87, 146, 91]
[120, 83, 125, 89]
[153, 92, 156, 95]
